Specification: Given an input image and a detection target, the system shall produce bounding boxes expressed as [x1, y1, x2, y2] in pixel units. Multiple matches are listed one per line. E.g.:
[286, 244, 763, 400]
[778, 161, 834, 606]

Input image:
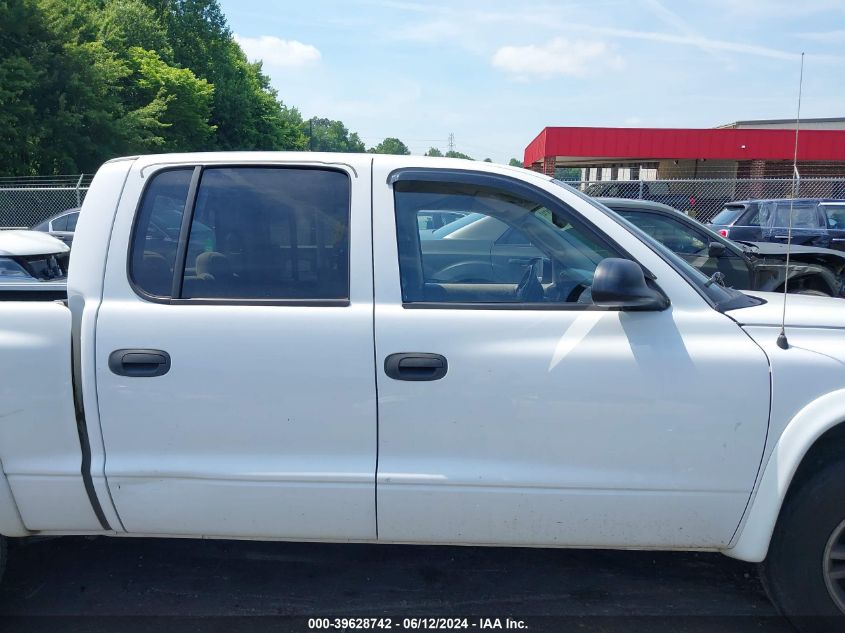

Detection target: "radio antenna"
[777, 51, 805, 350]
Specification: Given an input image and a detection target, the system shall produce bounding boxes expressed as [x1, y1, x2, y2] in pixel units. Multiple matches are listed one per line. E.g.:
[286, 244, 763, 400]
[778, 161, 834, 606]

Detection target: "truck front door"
[372, 167, 771, 549]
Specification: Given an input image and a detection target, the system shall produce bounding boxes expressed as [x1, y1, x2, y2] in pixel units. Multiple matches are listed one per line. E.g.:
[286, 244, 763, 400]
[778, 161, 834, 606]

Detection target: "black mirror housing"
[708, 241, 727, 257]
[591, 258, 670, 311]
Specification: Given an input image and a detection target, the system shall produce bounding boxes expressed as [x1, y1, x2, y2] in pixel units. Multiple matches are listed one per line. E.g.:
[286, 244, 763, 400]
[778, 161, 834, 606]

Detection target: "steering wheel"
[565, 282, 590, 303]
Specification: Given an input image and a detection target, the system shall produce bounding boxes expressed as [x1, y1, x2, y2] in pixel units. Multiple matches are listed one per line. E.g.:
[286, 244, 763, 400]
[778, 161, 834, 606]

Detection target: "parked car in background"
[599, 198, 845, 296]
[32, 207, 80, 246]
[0, 229, 68, 299]
[416, 210, 467, 232]
[709, 199, 845, 252]
[584, 180, 729, 218]
[31, 202, 214, 266]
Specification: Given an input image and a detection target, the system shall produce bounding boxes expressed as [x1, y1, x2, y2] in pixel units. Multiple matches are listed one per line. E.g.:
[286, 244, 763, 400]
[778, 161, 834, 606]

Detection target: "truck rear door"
[95, 157, 376, 539]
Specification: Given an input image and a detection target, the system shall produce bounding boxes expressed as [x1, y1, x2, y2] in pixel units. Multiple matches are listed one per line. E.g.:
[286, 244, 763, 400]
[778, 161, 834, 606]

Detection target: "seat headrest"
[196, 251, 231, 278]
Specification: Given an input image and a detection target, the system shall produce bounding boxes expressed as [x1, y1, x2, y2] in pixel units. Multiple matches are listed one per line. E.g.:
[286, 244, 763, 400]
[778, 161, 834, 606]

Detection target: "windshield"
[0, 257, 32, 280]
[553, 180, 758, 310]
[710, 205, 746, 226]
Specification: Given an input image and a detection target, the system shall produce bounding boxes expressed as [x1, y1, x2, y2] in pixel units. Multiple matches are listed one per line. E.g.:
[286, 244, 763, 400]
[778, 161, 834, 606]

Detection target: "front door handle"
[384, 353, 448, 381]
[109, 349, 171, 377]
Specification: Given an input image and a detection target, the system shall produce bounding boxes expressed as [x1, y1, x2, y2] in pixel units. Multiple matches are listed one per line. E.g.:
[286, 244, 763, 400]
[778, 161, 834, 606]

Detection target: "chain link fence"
[0, 175, 92, 228]
[568, 177, 845, 223]
[0, 174, 843, 229]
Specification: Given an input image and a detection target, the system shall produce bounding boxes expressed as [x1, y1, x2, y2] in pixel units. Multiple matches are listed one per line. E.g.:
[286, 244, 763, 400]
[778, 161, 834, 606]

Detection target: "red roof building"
[524, 118, 845, 182]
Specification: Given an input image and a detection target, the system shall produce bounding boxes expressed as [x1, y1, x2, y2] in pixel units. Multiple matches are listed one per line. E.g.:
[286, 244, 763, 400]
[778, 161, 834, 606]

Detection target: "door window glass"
[394, 180, 622, 305]
[821, 204, 845, 229]
[51, 214, 69, 231]
[617, 211, 708, 255]
[65, 212, 79, 231]
[181, 167, 350, 301]
[772, 202, 822, 229]
[129, 168, 193, 297]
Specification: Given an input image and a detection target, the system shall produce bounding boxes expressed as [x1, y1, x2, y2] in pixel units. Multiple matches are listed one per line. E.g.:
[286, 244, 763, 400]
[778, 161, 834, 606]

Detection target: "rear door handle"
[109, 349, 171, 377]
[384, 353, 448, 381]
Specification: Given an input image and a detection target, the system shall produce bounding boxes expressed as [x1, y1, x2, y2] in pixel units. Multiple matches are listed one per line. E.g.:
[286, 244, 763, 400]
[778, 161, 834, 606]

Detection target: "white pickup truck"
[2, 153, 845, 629]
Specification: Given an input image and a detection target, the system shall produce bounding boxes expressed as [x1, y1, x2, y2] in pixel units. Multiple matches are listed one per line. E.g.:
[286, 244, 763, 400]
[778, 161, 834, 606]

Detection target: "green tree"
[158, 0, 304, 150]
[303, 117, 366, 152]
[508, 158, 523, 167]
[483, 158, 492, 162]
[0, 0, 338, 175]
[125, 47, 214, 151]
[28, 0, 139, 172]
[554, 167, 581, 181]
[0, 0, 45, 174]
[99, 0, 172, 60]
[425, 147, 443, 157]
[445, 150, 473, 160]
[369, 137, 410, 155]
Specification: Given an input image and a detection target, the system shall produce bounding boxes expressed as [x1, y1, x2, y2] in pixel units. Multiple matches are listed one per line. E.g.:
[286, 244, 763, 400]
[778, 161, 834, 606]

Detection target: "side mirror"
[591, 258, 670, 311]
[708, 242, 727, 257]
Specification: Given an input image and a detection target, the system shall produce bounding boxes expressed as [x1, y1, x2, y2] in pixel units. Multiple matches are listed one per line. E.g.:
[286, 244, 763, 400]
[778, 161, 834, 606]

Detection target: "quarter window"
[129, 168, 193, 297]
[394, 180, 621, 306]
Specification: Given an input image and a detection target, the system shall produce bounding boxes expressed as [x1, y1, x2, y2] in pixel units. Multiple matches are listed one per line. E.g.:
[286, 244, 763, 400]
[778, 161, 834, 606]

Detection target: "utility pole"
[309, 119, 314, 151]
[448, 132, 455, 153]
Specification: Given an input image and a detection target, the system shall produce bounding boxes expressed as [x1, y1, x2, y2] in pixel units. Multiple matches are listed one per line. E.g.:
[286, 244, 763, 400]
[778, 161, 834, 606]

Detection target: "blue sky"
[220, 0, 845, 163]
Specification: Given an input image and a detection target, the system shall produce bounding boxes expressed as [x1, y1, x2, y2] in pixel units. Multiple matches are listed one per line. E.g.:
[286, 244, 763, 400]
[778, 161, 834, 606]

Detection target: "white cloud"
[491, 37, 624, 79]
[234, 34, 321, 68]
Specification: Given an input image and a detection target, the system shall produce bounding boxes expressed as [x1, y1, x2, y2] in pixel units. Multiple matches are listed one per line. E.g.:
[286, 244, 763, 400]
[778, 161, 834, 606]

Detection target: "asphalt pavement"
[0, 536, 794, 632]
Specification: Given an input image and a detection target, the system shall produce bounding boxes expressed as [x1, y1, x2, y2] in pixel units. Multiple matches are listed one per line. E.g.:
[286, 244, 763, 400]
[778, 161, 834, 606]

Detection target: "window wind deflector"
[389, 168, 525, 189]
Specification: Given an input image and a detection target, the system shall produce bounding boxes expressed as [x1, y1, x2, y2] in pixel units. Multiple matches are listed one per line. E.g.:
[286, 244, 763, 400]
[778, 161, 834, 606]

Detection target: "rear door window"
[772, 202, 822, 229]
[180, 167, 350, 301]
[130, 167, 351, 302]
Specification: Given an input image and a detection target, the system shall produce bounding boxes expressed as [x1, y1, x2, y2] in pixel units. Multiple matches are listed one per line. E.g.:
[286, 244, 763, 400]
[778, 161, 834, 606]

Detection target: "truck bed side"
[0, 301, 100, 530]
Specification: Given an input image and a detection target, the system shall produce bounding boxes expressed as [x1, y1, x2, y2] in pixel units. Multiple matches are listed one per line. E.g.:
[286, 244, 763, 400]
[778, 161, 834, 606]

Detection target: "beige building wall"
[722, 118, 845, 131]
